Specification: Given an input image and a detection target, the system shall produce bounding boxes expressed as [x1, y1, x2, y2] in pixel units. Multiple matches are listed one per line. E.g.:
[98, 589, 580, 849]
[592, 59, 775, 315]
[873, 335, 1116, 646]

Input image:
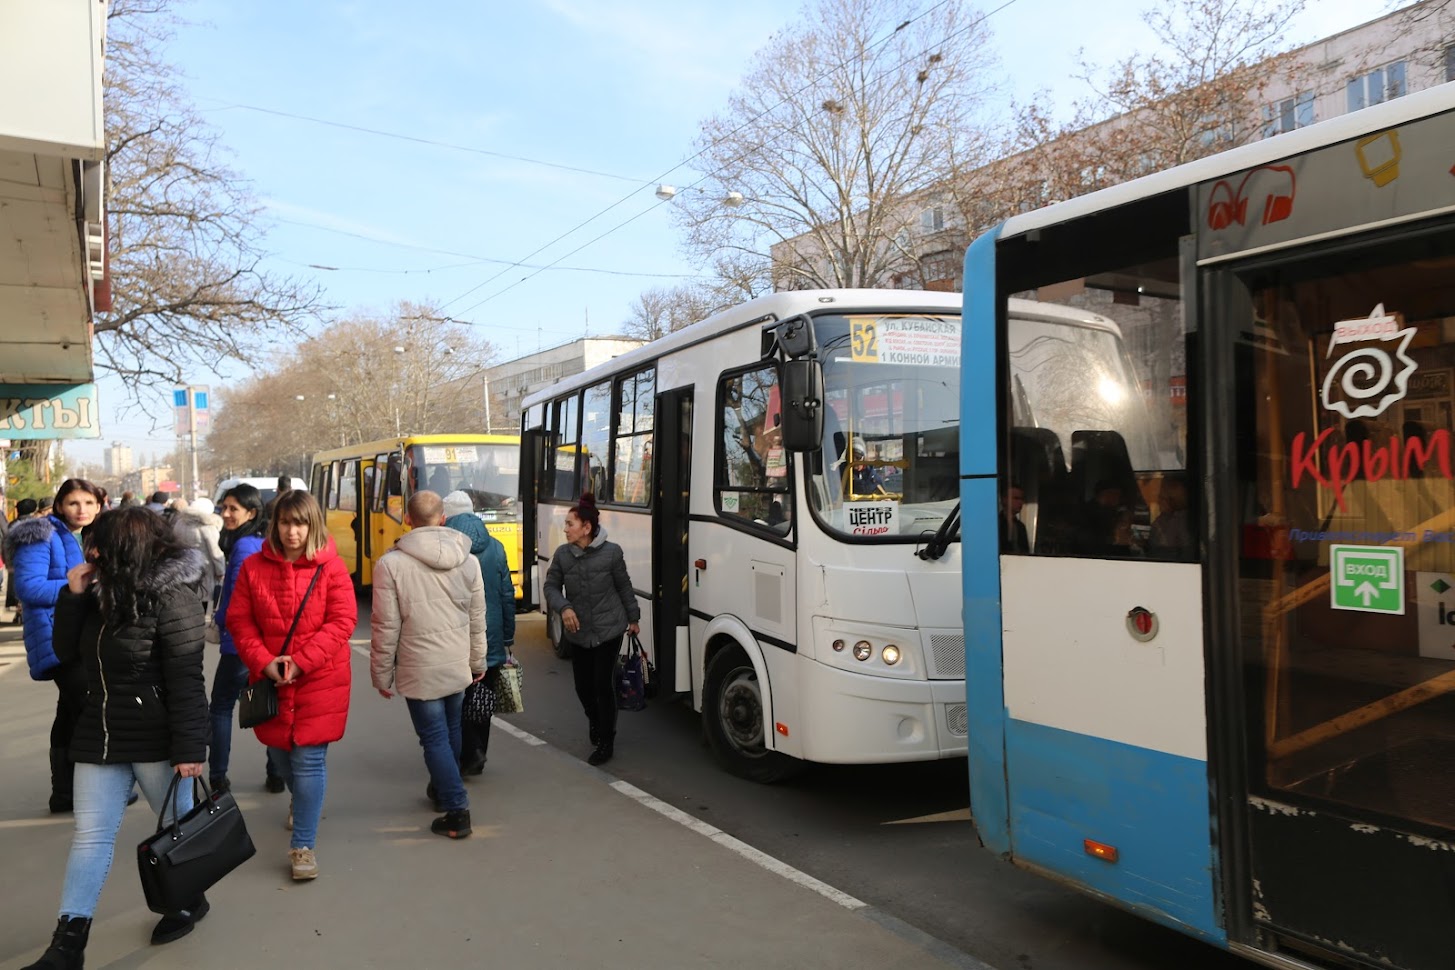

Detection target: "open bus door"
[519, 429, 542, 611]
[651, 387, 692, 695]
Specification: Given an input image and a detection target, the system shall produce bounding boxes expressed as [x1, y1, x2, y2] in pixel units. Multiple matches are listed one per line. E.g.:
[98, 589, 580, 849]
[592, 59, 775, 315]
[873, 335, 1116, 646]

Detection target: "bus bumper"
[791, 659, 967, 763]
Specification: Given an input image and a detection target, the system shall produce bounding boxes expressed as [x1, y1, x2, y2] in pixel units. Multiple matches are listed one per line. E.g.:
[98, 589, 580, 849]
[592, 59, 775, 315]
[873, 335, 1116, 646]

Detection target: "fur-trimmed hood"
[174, 505, 223, 530]
[3, 514, 59, 566]
[135, 547, 206, 593]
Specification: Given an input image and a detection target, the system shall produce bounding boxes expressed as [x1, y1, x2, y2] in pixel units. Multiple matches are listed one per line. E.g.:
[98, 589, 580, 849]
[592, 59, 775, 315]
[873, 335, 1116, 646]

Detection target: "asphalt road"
[494, 610, 1250, 970]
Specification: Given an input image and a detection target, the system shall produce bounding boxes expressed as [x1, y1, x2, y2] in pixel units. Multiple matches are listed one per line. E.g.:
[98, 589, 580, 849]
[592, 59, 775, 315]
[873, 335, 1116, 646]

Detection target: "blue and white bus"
[961, 83, 1455, 969]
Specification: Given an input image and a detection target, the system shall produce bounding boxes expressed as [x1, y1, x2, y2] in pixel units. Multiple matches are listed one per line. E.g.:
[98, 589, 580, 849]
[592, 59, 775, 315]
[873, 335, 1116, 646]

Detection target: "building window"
[1445, 44, 1455, 83]
[1347, 61, 1406, 113]
[1263, 91, 1314, 137]
[919, 207, 945, 233]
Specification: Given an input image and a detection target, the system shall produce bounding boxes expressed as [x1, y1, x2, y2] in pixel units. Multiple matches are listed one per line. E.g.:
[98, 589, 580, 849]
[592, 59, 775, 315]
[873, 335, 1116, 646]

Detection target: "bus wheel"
[547, 610, 571, 659]
[703, 646, 804, 784]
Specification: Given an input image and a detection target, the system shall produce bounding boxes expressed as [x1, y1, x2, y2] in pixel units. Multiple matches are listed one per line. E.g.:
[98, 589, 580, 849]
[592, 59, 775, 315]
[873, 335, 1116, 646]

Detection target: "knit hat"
[442, 490, 473, 519]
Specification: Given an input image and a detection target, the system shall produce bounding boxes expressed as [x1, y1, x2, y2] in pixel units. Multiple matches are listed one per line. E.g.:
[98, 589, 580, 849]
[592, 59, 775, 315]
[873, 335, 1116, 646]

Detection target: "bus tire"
[702, 645, 804, 784]
[547, 610, 571, 659]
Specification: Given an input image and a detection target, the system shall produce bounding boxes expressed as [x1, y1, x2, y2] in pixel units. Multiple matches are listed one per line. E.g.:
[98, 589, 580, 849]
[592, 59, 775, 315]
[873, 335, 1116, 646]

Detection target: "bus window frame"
[715, 359, 793, 532]
[612, 365, 657, 509]
[384, 451, 404, 523]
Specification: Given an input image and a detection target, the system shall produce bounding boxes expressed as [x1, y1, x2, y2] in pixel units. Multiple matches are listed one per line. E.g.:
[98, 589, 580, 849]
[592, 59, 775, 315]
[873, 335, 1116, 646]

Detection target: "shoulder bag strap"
[280, 565, 325, 654]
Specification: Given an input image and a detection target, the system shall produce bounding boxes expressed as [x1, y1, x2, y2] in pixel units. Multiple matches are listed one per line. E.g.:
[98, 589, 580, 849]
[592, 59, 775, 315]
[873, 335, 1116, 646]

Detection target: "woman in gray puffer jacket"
[544, 493, 638, 766]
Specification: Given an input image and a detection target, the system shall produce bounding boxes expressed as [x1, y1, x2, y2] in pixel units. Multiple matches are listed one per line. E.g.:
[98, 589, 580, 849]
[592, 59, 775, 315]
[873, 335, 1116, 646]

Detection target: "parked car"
[211, 476, 309, 506]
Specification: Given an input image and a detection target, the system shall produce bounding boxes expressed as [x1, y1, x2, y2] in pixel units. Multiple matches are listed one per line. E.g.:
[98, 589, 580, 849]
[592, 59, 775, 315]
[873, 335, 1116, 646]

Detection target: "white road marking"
[491, 717, 547, 747]
[609, 778, 868, 912]
[882, 807, 973, 825]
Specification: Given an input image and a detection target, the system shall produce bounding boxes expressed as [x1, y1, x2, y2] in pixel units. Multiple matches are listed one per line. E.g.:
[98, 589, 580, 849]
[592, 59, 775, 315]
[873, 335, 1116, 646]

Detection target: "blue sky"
[71, 0, 1383, 469]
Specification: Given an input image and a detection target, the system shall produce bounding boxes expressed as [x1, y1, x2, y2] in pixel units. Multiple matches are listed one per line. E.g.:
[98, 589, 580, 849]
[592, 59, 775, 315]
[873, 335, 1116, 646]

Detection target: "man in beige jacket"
[370, 490, 486, 840]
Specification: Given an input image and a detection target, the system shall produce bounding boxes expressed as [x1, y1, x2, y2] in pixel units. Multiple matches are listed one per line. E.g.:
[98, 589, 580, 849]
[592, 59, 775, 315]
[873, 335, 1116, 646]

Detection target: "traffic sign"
[1330, 544, 1404, 614]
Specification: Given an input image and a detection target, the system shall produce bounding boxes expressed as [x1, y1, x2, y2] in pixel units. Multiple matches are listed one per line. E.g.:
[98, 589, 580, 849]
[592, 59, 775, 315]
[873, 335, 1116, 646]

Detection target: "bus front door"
[651, 388, 692, 695]
[1215, 223, 1455, 970]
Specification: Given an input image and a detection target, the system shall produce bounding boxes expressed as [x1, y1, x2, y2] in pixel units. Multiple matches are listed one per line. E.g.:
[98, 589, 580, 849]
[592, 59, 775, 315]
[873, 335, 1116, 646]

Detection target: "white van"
[212, 476, 309, 507]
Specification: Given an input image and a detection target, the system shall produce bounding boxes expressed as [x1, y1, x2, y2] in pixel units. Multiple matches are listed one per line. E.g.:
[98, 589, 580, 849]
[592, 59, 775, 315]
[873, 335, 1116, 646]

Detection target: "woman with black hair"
[209, 483, 271, 793]
[20, 507, 210, 969]
[4, 478, 105, 814]
[544, 493, 639, 766]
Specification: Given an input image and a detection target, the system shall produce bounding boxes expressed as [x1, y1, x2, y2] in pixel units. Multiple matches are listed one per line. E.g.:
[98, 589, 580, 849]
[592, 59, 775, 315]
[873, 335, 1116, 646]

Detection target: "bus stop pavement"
[0, 644, 968, 970]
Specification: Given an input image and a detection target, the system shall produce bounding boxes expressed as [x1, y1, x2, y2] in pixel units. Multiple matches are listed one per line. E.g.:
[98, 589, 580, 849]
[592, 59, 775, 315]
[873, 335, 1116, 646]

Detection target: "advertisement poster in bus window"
[1414, 571, 1455, 660]
[1291, 303, 1451, 519]
[849, 316, 960, 367]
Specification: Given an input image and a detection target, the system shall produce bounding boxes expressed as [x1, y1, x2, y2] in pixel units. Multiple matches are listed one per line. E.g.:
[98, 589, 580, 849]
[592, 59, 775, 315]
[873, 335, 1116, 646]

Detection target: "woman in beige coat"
[368, 491, 486, 839]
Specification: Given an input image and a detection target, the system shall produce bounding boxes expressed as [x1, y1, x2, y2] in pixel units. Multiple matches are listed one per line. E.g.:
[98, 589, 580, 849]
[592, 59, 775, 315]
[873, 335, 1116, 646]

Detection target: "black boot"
[587, 739, 614, 766]
[48, 748, 73, 814]
[22, 916, 90, 970]
[151, 895, 209, 945]
[430, 809, 472, 839]
[588, 722, 600, 748]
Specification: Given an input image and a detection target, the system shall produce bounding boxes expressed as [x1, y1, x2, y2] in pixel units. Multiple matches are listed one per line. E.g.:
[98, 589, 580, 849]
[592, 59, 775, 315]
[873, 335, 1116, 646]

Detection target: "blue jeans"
[208, 653, 250, 781]
[406, 693, 467, 812]
[266, 744, 328, 849]
[60, 761, 192, 918]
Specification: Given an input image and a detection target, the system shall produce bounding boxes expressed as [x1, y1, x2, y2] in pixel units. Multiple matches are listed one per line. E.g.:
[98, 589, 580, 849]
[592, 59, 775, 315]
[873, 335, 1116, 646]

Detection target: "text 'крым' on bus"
[521, 289, 966, 782]
[310, 434, 523, 600]
[962, 82, 1455, 970]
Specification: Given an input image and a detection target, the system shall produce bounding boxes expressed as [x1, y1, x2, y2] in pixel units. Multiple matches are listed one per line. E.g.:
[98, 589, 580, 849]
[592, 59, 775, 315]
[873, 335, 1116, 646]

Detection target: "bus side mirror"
[782, 359, 824, 452]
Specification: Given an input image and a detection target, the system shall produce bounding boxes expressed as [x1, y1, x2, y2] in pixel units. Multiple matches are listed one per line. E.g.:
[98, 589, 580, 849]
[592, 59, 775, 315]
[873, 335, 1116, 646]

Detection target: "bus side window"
[1068, 430, 1143, 557]
[1009, 427, 1068, 554]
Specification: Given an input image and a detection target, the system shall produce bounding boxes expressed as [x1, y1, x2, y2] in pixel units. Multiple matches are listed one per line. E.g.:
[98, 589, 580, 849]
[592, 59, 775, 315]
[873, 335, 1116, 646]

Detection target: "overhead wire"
[445, 0, 1020, 317]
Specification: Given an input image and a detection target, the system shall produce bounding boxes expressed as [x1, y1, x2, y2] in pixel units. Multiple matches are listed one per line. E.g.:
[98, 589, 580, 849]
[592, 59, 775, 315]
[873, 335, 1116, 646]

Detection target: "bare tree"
[674, 0, 998, 291]
[621, 284, 720, 342]
[205, 303, 497, 475]
[96, 0, 324, 389]
[950, 0, 1309, 234]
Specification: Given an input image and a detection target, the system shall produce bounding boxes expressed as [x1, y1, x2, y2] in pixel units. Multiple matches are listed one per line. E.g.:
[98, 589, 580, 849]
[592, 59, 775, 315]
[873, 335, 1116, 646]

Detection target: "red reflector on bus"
[1084, 839, 1119, 863]
[775, 722, 789, 737]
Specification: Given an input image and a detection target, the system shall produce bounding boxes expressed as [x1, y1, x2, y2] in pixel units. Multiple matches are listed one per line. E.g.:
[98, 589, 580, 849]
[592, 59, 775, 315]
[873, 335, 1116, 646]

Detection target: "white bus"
[520, 289, 968, 781]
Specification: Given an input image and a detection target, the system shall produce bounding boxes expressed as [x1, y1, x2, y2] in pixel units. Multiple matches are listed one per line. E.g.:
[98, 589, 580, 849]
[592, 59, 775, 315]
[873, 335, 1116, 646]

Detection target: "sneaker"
[285, 799, 293, 831]
[289, 847, 318, 880]
[460, 756, 485, 777]
[209, 775, 231, 794]
[430, 809, 472, 839]
[265, 774, 286, 794]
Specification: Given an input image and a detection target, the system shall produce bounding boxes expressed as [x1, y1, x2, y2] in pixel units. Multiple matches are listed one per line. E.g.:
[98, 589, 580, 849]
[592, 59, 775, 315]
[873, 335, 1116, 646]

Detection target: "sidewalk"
[0, 641, 966, 969]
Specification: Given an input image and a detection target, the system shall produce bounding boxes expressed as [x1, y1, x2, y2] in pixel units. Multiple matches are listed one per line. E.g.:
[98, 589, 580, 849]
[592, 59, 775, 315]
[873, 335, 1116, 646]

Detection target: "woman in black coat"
[20, 508, 210, 970]
[544, 493, 639, 767]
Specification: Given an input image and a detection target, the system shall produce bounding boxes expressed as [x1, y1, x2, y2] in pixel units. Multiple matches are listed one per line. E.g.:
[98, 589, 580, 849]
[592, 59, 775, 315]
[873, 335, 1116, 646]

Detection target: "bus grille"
[945, 703, 968, 737]
[929, 634, 966, 679]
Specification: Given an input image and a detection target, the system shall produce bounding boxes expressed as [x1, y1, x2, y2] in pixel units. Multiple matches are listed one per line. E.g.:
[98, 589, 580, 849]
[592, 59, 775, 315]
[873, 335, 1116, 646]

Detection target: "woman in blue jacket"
[3, 479, 104, 812]
[443, 491, 515, 775]
[208, 483, 269, 793]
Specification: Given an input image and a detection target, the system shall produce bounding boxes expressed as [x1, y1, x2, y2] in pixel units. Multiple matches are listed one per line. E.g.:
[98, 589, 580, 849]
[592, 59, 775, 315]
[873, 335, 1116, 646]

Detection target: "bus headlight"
[853, 641, 872, 661]
[832, 639, 846, 652]
[882, 644, 901, 665]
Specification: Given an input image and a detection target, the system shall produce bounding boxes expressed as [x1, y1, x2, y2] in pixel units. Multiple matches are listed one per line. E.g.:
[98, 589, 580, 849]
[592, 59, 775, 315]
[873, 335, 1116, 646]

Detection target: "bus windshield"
[807, 312, 961, 540]
[407, 442, 519, 521]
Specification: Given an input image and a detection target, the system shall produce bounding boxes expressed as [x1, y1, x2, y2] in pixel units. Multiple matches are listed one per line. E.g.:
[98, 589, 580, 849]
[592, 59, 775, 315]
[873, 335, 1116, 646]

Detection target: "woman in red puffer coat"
[226, 490, 356, 883]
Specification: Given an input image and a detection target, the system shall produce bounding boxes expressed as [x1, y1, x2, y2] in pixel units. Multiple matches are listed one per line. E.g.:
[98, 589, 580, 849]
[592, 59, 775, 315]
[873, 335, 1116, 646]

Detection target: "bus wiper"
[917, 501, 960, 561]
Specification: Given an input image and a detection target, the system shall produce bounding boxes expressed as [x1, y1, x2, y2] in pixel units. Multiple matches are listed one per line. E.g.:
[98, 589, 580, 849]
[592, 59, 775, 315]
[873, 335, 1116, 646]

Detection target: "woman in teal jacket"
[443, 491, 515, 774]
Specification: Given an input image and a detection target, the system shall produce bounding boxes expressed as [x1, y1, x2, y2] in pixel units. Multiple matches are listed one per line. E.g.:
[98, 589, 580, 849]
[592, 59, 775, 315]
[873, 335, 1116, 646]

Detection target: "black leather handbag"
[237, 565, 322, 729]
[137, 775, 256, 914]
